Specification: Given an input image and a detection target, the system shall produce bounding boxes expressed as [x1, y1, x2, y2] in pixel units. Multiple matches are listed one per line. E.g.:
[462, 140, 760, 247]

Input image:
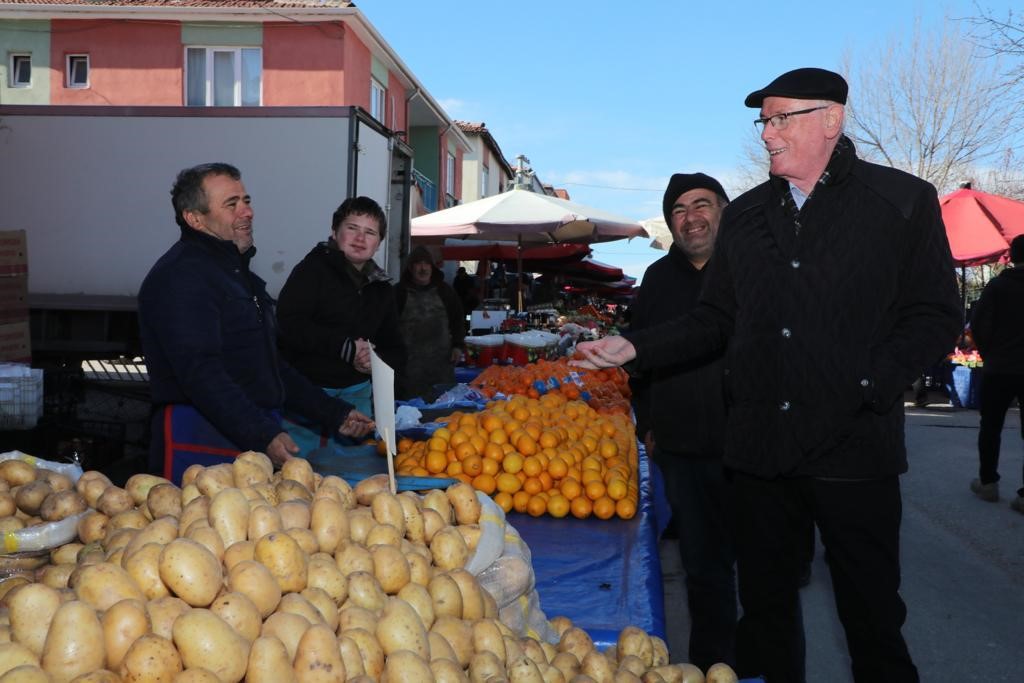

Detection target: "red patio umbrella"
[940, 188, 1024, 266]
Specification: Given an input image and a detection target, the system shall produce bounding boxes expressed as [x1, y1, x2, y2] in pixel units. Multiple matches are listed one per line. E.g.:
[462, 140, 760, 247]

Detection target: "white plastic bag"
[0, 451, 86, 554]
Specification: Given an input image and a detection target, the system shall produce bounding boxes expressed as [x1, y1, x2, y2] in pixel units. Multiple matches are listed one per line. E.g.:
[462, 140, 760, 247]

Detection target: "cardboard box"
[0, 276, 28, 324]
[0, 321, 31, 364]
[0, 231, 28, 277]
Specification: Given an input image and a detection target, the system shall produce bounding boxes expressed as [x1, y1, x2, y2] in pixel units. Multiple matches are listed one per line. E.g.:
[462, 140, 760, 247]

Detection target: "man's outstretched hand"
[266, 431, 300, 466]
[339, 409, 375, 438]
[571, 336, 637, 369]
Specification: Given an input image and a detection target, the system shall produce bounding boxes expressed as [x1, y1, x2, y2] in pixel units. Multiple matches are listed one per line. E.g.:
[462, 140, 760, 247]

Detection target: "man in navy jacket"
[139, 163, 373, 470]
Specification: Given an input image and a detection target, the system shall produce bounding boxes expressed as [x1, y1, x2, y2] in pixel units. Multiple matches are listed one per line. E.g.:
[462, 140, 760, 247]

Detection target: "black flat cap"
[744, 67, 848, 108]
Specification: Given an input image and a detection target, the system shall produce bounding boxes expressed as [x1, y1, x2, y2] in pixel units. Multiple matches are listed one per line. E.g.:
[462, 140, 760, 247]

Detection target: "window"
[370, 78, 386, 122]
[481, 164, 490, 195]
[446, 152, 456, 196]
[185, 47, 261, 106]
[9, 54, 31, 88]
[66, 55, 89, 88]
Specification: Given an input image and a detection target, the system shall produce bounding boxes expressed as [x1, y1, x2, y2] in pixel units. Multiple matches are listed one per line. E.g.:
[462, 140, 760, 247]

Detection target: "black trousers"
[731, 473, 918, 683]
[655, 449, 737, 671]
[977, 372, 1024, 494]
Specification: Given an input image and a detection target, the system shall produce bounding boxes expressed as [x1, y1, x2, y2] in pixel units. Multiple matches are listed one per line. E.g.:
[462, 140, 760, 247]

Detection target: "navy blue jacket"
[139, 228, 353, 452]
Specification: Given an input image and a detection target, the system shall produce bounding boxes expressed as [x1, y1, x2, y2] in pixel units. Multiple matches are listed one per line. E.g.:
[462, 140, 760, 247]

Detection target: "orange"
[493, 491, 513, 513]
[454, 442, 477, 461]
[488, 429, 509, 445]
[593, 496, 616, 520]
[546, 494, 570, 518]
[522, 477, 544, 495]
[516, 435, 538, 457]
[432, 426, 451, 441]
[502, 452, 524, 474]
[398, 436, 414, 452]
[599, 439, 619, 459]
[512, 407, 530, 422]
[512, 490, 531, 513]
[425, 450, 448, 474]
[538, 431, 560, 449]
[537, 471, 554, 492]
[570, 496, 593, 519]
[427, 436, 448, 452]
[410, 466, 429, 477]
[547, 457, 568, 480]
[481, 456, 501, 476]
[585, 480, 606, 501]
[484, 442, 505, 462]
[445, 460, 463, 476]
[496, 472, 522, 494]
[523, 422, 542, 441]
[560, 477, 582, 501]
[469, 434, 487, 454]
[526, 495, 548, 517]
[462, 454, 484, 477]
[522, 456, 543, 478]
[503, 419, 523, 436]
[472, 473, 497, 495]
[481, 414, 503, 433]
[606, 478, 628, 501]
[458, 413, 478, 428]
[449, 430, 469, 448]
[455, 473, 473, 485]
[581, 468, 604, 485]
[615, 498, 637, 519]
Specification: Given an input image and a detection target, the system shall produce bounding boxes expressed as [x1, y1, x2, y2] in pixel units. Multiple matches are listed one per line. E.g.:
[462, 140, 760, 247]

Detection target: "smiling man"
[629, 173, 735, 671]
[139, 163, 374, 477]
[575, 68, 961, 682]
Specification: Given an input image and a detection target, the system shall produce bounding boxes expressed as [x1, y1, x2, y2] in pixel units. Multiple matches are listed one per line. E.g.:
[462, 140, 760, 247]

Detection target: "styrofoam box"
[0, 365, 43, 430]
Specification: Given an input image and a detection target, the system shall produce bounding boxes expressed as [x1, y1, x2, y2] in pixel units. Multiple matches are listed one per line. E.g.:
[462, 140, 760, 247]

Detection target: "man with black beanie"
[630, 173, 735, 670]
[970, 234, 1024, 512]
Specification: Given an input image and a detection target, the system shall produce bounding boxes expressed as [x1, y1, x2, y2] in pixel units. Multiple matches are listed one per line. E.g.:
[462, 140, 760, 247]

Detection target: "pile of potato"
[0, 453, 737, 683]
[0, 459, 88, 531]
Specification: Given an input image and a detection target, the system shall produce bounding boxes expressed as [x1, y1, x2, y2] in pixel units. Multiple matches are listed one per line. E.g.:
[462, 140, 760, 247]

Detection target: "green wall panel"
[181, 23, 262, 46]
[0, 20, 51, 104]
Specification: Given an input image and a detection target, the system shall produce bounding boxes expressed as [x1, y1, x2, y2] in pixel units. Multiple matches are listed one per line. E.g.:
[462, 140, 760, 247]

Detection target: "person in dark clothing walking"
[969, 234, 1024, 512]
[574, 68, 961, 683]
[630, 172, 735, 671]
[139, 163, 374, 472]
[395, 246, 466, 401]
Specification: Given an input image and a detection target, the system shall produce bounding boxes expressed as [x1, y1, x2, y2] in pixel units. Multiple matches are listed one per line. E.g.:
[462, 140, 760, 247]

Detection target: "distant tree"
[842, 17, 1024, 195]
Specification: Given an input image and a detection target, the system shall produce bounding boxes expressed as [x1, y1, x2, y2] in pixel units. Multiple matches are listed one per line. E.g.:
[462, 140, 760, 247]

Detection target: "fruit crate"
[0, 365, 43, 430]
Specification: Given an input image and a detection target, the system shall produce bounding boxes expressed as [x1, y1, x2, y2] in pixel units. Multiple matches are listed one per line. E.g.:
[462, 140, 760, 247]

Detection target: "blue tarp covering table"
[507, 449, 670, 651]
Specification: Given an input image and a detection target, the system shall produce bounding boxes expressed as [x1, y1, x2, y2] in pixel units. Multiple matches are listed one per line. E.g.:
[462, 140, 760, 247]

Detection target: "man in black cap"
[630, 173, 734, 670]
[574, 67, 961, 682]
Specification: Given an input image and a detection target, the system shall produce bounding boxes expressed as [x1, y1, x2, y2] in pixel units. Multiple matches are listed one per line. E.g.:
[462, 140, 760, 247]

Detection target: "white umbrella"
[411, 188, 648, 244]
[641, 216, 673, 251]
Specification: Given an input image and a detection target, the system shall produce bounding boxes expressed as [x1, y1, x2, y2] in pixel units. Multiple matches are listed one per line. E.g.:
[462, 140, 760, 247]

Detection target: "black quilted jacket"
[626, 138, 961, 479]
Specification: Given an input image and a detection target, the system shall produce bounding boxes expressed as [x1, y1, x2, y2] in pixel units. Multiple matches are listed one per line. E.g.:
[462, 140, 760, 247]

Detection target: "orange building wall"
[50, 20, 182, 105]
[341, 27, 372, 112]
[263, 22, 345, 105]
[387, 70, 406, 133]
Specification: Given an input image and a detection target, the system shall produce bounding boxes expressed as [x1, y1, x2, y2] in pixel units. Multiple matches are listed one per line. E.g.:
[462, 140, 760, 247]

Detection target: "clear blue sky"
[360, 0, 1015, 280]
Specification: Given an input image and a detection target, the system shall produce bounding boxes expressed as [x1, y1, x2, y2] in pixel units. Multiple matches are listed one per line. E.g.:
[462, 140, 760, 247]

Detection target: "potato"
[456, 524, 482, 553]
[0, 494, 15, 518]
[194, 465, 234, 498]
[364, 523, 401, 548]
[123, 542, 171, 600]
[38, 564, 75, 590]
[472, 618, 507, 665]
[380, 649, 432, 682]
[14, 481, 52, 517]
[41, 600, 105, 682]
[616, 626, 652, 668]
[406, 550, 433, 587]
[342, 628, 384, 680]
[285, 528, 319, 557]
[508, 655, 545, 683]
[173, 609, 249, 683]
[70, 671, 124, 683]
[558, 627, 594, 664]
[208, 488, 249, 549]
[353, 474, 389, 506]
[75, 512, 109, 545]
[101, 598, 149, 671]
[232, 452, 273, 489]
[177, 496, 210, 534]
[428, 573, 463, 619]
[581, 650, 615, 682]
[520, 638, 547, 668]
[0, 518, 23, 534]
[246, 636, 297, 683]
[618, 655, 646, 678]
[253, 532, 307, 594]
[171, 669, 219, 683]
[370, 544, 410, 595]
[159, 538, 223, 607]
[147, 483, 183, 519]
[446, 483, 481, 525]
[431, 527, 470, 570]
[184, 524, 225, 563]
[0, 665, 51, 683]
[313, 475, 355, 508]
[337, 636, 365, 679]
[398, 493, 426, 544]
[96, 487, 133, 517]
[0, 642, 37, 677]
[227, 560, 281, 618]
[276, 593, 324, 626]
[260, 612, 310, 662]
[293, 623, 346, 682]
[123, 515, 179, 561]
[334, 541, 373, 576]
[246, 504, 283, 542]
[448, 569, 485, 620]
[650, 636, 670, 667]
[299, 587, 338, 631]
[0, 461, 36, 488]
[49, 543, 82, 566]
[33, 470, 70, 494]
[71, 562, 146, 611]
[280, 459, 315, 493]
[431, 615, 473, 668]
[8, 583, 62, 655]
[422, 489, 453, 524]
[305, 555, 347, 605]
[125, 473, 172, 506]
[550, 652, 580, 681]
[146, 596, 191, 641]
[223, 540, 255, 571]
[275, 480, 312, 506]
[397, 583, 435, 631]
[309, 498, 348, 555]
[431, 657, 470, 683]
[370, 492, 405, 537]
[346, 571, 386, 612]
[705, 663, 739, 683]
[76, 472, 112, 508]
[468, 650, 504, 683]
[276, 501, 310, 531]
[210, 591, 262, 642]
[338, 604, 378, 634]
[375, 596, 429, 660]
[76, 543, 105, 566]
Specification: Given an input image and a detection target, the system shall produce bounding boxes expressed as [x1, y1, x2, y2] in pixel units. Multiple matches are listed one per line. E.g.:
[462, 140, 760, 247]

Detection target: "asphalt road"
[659, 403, 1024, 681]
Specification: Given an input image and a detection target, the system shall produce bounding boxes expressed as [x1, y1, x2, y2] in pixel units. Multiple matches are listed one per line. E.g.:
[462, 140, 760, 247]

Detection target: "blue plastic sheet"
[508, 450, 669, 651]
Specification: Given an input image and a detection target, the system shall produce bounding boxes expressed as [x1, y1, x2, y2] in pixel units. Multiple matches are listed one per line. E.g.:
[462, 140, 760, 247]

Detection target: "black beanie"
[662, 173, 729, 225]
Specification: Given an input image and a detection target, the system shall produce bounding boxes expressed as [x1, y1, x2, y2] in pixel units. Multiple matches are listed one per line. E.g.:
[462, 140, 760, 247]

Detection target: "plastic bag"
[0, 451, 86, 554]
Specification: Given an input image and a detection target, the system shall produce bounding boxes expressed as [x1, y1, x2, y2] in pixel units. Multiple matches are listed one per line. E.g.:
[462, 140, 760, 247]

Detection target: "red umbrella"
[441, 242, 590, 263]
[940, 188, 1024, 266]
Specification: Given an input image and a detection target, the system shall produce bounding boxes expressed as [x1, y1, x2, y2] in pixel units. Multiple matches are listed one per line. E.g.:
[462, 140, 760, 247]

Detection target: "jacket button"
[791, 259, 800, 268]
[780, 401, 791, 411]
[781, 327, 792, 338]
[860, 378, 870, 387]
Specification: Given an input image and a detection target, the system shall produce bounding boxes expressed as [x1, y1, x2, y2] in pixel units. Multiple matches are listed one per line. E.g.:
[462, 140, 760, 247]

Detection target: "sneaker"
[1011, 496, 1024, 514]
[970, 478, 999, 502]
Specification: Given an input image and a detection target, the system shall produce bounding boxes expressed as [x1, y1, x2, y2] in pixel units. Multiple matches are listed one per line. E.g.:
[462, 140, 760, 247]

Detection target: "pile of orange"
[392, 392, 639, 520]
[470, 356, 632, 415]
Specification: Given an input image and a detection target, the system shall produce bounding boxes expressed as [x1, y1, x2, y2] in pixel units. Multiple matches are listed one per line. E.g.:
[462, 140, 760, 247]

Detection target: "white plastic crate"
[0, 364, 43, 430]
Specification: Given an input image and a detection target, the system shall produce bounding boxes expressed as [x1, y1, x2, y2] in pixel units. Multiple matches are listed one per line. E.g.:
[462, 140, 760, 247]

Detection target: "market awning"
[940, 188, 1024, 266]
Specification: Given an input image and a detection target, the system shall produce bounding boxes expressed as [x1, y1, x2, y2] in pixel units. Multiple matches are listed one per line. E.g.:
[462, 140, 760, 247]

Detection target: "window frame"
[481, 164, 490, 196]
[66, 54, 90, 89]
[183, 46, 262, 107]
[9, 54, 31, 88]
[370, 77, 386, 122]
[446, 152, 456, 196]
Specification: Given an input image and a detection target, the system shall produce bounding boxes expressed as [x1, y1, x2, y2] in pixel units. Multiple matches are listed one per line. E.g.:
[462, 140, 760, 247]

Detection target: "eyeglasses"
[754, 105, 829, 131]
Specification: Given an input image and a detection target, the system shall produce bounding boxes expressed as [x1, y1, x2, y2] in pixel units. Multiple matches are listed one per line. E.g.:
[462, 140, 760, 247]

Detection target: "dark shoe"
[798, 562, 812, 588]
[970, 478, 999, 502]
[1011, 496, 1024, 514]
